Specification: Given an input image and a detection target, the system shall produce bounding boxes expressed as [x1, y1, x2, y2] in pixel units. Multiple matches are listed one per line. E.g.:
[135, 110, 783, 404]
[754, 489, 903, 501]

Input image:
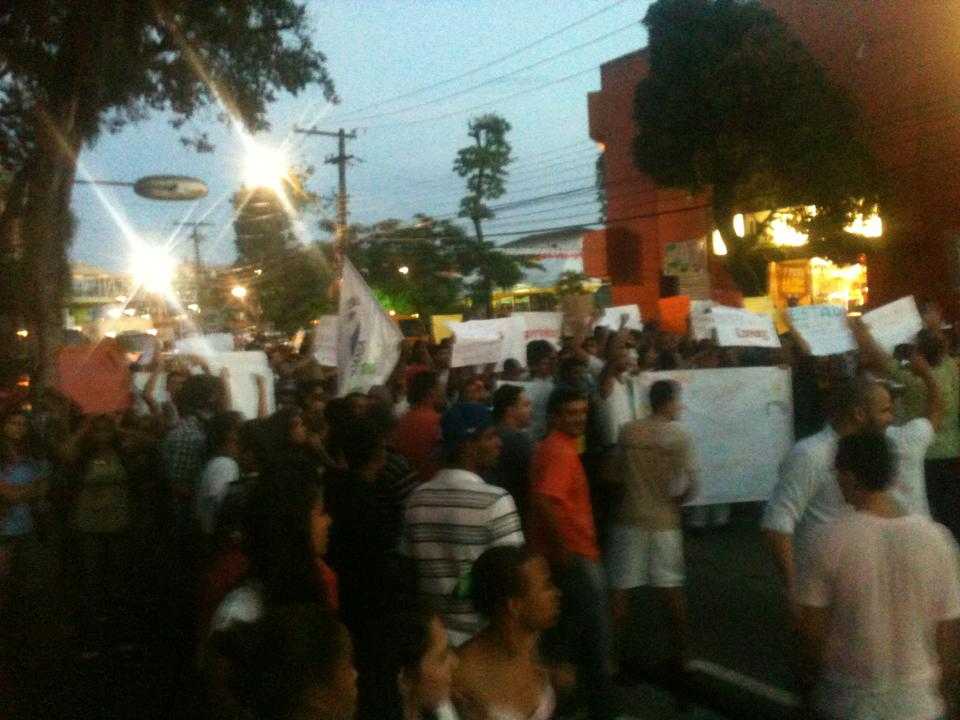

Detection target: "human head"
[471, 546, 560, 633]
[828, 377, 894, 434]
[582, 337, 599, 357]
[174, 373, 225, 418]
[501, 358, 524, 381]
[547, 387, 588, 438]
[835, 431, 894, 504]
[492, 385, 532, 430]
[209, 411, 245, 458]
[1, 408, 29, 447]
[408, 371, 439, 408]
[387, 611, 457, 717]
[299, 380, 328, 422]
[165, 369, 190, 404]
[227, 605, 357, 720]
[442, 403, 500, 470]
[557, 356, 588, 392]
[526, 340, 556, 379]
[461, 375, 490, 405]
[649, 380, 681, 421]
[341, 416, 387, 481]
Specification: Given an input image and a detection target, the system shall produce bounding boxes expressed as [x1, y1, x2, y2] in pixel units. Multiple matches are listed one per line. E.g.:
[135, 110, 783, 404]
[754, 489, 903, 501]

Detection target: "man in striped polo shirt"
[401, 402, 524, 646]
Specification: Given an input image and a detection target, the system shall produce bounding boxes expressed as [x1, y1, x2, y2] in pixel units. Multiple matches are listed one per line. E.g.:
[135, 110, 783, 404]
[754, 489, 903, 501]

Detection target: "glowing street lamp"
[398, 265, 410, 276]
[129, 243, 177, 296]
[231, 285, 248, 300]
[242, 142, 290, 191]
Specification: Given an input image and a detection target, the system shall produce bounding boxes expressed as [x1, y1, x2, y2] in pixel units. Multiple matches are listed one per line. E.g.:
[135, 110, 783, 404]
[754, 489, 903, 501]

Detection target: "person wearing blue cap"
[401, 402, 524, 647]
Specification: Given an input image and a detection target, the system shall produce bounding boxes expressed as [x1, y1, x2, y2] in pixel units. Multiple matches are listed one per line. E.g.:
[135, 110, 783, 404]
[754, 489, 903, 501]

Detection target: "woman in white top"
[454, 546, 562, 720]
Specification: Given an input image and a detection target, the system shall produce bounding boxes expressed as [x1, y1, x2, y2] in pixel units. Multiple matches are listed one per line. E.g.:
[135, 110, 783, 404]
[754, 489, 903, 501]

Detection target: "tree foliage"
[632, 0, 880, 294]
[0, 0, 336, 379]
[453, 113, 512, 241]
[253, 245, 333, 333]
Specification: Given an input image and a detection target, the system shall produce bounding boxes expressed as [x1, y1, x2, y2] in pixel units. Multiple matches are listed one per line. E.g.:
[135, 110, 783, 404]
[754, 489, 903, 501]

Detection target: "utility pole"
[175, 221, 213, 302]
[293, 127, 357, 270]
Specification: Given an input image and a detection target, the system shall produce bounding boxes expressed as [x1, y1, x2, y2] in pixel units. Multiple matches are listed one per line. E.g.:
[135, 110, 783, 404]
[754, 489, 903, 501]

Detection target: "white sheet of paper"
[787, 305, 856, 356]
[205, 351, 276, 420]
[448, 320, 505, 368]
[711, 306, 781, 348]
[514, 312, 563, 349]
[598, 304, 643, 331]
[862, 296, 923, 353]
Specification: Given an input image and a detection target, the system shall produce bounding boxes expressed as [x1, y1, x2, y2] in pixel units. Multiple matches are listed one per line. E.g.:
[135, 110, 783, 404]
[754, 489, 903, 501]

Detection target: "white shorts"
[605, 524, 684, 589]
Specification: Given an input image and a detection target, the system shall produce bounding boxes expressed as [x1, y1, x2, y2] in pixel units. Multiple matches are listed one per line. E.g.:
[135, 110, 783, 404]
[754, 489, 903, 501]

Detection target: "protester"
[796, 431, 960, 720]
[524, 340, 557, 440]
[529, 387, 614, 720]
[401, 402, 523, 646]
[196, 411, 244, 542]
[393, 370, 443, 482]
[454, 545, 561, 720]
[607, 380, 697, 666]
[487, 385, 534, 525]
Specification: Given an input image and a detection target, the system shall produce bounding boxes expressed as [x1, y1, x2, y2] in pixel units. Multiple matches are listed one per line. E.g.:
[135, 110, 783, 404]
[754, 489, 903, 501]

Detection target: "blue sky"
[71, 0, 652, 272]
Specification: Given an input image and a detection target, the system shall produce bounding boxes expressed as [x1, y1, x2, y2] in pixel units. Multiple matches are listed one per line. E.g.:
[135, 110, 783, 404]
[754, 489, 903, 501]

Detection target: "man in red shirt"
[530, 386, 615, 720]
[392, 371, 442, 482]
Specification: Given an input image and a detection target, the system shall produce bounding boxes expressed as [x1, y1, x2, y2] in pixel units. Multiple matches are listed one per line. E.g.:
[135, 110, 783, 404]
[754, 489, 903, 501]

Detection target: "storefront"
[767, 256, 868, 312]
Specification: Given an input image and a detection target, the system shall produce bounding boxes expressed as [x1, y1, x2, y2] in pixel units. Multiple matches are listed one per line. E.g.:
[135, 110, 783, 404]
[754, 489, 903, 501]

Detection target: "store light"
[844, 210, 883, 238]
[16, 329, 28, 338]
[733, 213, 746, 238]
[107, 307, 123, 319]
[769, 215, 809, 248]
[711, 229, 728, 256]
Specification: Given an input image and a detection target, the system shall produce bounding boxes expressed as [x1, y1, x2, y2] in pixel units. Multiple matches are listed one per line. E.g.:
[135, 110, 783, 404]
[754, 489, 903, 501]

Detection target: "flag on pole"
[337, 258, 404, 395]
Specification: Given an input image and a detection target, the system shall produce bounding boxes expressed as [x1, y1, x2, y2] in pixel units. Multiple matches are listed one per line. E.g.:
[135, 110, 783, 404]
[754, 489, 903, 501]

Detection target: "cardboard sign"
[743, 295, 787, 334]
[787, 305, 856, 356]
[862, 296, 923, 353]
[629, 367, 794, 505]
[560, 294, 595, 335]
[657, 295, 691, 336]
[598, 304, 643, 331]
[690, 300, 716, 341]
[431, 314, 462, 344]
[312, 316, 338, 367]
[448, 320, 506, 368]
[711, 306, 781, 348]
[57, 340, 132, 415]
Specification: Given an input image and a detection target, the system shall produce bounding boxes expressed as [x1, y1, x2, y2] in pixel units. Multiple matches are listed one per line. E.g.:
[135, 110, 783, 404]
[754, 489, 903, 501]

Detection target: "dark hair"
[526, 340, 554, 370]
[243, 475, 328, 608]
[297, 379, 327, 406]
[341, 416, 386, 472]
[835, 431, 894, 491]
[408, 371, 438, 406]
[827, 377, 877, 422]
[916, 328, 946, 366]
[221, 605, 352, 720]
[0, 406, 35, 463]
[502, 358, 522, 375]
[558, 355, 586, 380]
[492, 384, 525, 422]
[324, 396, 367, 462]
[209, 411, 245, 456]
[547, 386, 586, 418]
[471, 545, 535, 618]
[650, 380, 679, 413]
[379, 609, 442, 718]
[175, 373, 223, 416]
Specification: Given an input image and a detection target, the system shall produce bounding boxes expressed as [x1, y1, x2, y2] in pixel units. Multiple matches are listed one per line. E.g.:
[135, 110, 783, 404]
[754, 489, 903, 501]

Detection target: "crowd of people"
[2, 299, 960, 720]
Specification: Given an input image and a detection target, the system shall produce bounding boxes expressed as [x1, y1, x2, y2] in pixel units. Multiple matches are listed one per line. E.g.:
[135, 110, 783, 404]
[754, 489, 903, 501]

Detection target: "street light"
[243, 142, 290, 191]
[398, 265, 410, 276]
[130, 243, 177, 296]
[231, 285, 248, 300]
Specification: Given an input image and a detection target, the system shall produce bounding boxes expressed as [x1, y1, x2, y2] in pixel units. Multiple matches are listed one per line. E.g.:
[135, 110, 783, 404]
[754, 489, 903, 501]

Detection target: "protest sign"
[57, 340, 132, 415]
[175, 333, 234, 355]
[630, 367, 794, 505]
[787, 305, 856, 356]
[431, 314, 462, 344]
[205, 351, 276, 420]
[657, 295, 691, 336]
[862, 296, 923, 353]
[711, 305, 781, 348]
[743, 295, 787, 334]
[690, 300, 715, 341]
[559, 293, 595, 335]
[598, 304, 643, 331]
[447, 317, 516, 368]
[311, 316, 338, 367]
[338, 259, 404, 395]
[515, 312, 563, 348]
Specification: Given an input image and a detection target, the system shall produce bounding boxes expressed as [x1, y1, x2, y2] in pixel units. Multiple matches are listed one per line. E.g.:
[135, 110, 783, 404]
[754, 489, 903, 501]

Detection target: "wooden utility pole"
[175, 220, 213, 301]
[293, 127, 356, 270]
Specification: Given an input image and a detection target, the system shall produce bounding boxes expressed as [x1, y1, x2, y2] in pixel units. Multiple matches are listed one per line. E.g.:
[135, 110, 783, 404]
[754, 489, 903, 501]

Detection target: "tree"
[632, 0, 880, 294]
[0, 1, 336, 381]
[249, 245, 333, 333]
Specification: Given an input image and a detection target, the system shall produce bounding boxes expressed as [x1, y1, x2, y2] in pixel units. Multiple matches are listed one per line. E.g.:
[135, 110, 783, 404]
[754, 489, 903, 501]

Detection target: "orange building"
[585, 1, 960, 321]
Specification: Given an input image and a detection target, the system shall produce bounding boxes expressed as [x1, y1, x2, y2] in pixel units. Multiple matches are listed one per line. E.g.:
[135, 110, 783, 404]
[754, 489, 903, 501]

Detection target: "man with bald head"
[763, 355, 943, 614]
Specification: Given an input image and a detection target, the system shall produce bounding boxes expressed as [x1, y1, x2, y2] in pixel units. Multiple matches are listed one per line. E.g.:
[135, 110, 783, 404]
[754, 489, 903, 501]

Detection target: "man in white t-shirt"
[797, 431, 960, 720]
[763, 355, 943, 611]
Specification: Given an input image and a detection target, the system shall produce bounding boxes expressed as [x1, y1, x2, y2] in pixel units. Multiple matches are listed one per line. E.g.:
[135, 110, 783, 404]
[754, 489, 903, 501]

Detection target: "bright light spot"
[844, 210, 883, 238]
[711, 229, 728, 256]
[733, 213, 746, 238]
[412, 313, 420, 319]
[104, 331, 117, 339]
[187, 303, 200, 313]
[254, 268, 263, 276]
[848, 311, 863, 317]
[398, 265, 410, 276]
[146, 328, 159, 336]
[115, 295, 128, 303]
[243, 142, 290, 191]
[130, 244, 177, 295]
[123, 308, 136, 317]
[107, 307, 124, 320]
[388, 309, 397, 317]
[16, 329, 28, 338]
[596, 142, 606, 153]
[231, 285, 248, 300]
[769, 215, 809, 247]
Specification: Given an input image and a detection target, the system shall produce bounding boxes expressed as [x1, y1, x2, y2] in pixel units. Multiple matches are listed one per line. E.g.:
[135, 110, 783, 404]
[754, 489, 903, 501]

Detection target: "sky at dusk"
[70, 0, 653, 273]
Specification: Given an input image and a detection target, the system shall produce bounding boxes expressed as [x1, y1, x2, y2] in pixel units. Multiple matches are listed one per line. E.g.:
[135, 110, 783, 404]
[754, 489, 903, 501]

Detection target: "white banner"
[711, 306, 781, 348]
[206, 351, 276, 420]
[862, 295, 923, 353]
[630, 367, 794, 505]
[175, 333, 235, 355]
[690, 300, 715, 341]
[515, 312, 563, 349]
[338, 259, 404, 395]
[448, 318, 513, 368]
[787, 305, 856, 356]
[312, 316, 339, 367]
[599, 304, 643, 331]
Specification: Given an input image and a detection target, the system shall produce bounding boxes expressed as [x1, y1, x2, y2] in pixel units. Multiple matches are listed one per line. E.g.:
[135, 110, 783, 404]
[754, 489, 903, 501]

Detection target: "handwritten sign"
[598, 304, 643, 331]
[862, 296, 923, 353]
[448, 319, 509, 368]
[711, 306, 781, 348]
[657, 296, 691, 336]
[515, 312, 563, 348]
[205, 351, 276, 420]
[787, 305, 856, 356]
[690, 300, 716, 341]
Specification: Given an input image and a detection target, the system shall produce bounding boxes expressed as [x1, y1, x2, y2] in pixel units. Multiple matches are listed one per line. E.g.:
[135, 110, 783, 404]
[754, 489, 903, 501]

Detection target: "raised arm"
[910, 352, 945, 431]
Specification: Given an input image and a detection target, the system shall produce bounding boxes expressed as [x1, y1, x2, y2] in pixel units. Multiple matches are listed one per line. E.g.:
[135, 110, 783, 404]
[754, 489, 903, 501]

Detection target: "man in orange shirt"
[392, 371, 442, 482]
[530, 386, 615, 720]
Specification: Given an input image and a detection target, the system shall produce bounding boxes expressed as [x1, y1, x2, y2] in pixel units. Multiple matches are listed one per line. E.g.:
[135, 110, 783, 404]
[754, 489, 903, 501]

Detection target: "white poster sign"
[206, 351, 276, 420]
[515, 312, 563, 349]
[630, 367, 794, 505]
[448, 318, 512, 368]
[690, 300, 715, 341]
[312, 316, 339, 367]
[711, 306, 781, 348]
[338, 259, 404, 395]
[787, 305, 856, 356]
[175, 333, 235, 355]
[862, 296, 923, 353]
[599, 304, 643, 331]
